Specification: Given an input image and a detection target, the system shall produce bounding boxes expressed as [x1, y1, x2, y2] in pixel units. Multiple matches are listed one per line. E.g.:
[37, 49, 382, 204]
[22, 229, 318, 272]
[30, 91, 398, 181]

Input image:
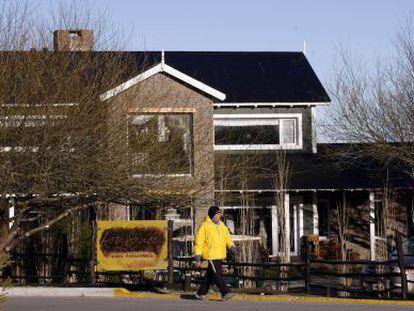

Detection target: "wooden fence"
[1, 233, 413, 300]
[173, 234, 413, 299]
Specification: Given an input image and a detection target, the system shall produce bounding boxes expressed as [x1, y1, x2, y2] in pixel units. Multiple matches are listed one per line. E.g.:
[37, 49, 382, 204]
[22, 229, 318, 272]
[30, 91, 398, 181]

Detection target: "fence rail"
[172, 233, 413, 300]
[1, 233, 413, 300]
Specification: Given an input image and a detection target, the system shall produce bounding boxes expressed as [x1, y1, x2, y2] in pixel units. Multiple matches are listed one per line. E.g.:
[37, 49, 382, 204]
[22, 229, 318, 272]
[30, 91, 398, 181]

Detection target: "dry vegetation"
[323, 16, 414, 178]
[322, 14, 414, 249]
[0, 0, 214, 265]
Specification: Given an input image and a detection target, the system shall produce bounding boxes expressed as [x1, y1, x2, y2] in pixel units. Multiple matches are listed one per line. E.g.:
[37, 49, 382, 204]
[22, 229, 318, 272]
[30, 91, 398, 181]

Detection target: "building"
[2, 30, 413, 265]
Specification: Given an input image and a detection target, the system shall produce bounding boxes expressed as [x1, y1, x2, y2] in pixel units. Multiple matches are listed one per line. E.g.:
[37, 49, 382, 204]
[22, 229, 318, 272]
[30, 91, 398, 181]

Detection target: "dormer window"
[214, 113, 302, 150]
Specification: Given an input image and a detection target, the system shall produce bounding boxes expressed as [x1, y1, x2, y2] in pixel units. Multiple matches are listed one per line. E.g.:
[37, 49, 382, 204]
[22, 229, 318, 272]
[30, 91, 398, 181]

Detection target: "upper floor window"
[214, 113, 302, 150]
[0, 103, 77, 153]
[128, 113, 193, 176]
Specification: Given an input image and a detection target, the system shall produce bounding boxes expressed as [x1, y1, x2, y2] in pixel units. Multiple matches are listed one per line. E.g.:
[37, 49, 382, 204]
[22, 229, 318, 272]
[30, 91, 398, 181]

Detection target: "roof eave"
[100, 63, 226, 101]
[213, 102, 330, 108]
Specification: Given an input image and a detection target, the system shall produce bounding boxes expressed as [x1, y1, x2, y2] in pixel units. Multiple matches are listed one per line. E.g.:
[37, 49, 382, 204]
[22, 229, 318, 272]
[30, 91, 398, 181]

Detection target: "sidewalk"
[4, 287, 116, 297]
[3, 286, 414, 307]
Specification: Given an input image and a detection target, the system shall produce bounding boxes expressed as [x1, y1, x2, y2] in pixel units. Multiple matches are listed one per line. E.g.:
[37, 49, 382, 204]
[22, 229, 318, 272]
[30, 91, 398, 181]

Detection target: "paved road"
[3, 297, 414, 311]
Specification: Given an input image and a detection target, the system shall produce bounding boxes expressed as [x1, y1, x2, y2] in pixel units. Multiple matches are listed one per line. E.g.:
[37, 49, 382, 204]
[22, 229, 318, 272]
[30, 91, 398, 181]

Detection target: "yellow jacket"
[194, 216, 234, 260]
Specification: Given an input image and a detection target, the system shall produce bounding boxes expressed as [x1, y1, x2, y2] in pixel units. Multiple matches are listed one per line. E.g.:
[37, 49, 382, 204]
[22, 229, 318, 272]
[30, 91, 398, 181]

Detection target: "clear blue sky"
[38, 0, 413, 88]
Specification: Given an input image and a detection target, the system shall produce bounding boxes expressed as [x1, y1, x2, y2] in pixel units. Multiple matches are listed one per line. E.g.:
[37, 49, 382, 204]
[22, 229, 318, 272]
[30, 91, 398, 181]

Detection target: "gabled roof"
[100, 61, 226, 101]
[101, 51, 330, 103]
[0, 51, 330, 104]
[160, 52, 330, 103]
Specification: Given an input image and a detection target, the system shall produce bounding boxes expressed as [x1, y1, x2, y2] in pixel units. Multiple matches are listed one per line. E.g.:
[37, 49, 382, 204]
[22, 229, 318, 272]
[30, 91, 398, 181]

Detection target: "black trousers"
[197, 260, 229, 296]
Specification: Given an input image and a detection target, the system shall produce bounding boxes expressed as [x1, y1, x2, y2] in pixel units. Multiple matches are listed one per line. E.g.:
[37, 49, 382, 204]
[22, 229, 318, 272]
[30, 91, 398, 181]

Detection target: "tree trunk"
[0, 199, 9, 250]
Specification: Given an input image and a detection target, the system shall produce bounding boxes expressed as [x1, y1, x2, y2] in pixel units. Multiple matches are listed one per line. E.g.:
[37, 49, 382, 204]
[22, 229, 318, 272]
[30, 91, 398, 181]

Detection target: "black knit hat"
[208, 205, 221, 219]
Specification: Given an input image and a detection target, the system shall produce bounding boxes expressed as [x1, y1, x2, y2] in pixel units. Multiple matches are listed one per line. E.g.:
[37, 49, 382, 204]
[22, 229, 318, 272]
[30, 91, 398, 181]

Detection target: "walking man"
[194, 206, 237, 301]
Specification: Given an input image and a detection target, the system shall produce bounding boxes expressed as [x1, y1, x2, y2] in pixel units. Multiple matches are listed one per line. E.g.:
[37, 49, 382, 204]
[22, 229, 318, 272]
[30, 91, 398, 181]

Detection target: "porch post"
[312, 192, 319, 235]
[298, 201, 304, 240]
[284, 192, 291, 263]
[369, 191, 376, 261]
[293, 204, 299, 256]
[271, 205, 278, 257]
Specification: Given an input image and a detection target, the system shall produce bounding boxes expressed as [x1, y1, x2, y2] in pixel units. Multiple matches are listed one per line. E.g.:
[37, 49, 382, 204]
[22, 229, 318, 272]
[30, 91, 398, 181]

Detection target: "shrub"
[0, 253, 11, 304]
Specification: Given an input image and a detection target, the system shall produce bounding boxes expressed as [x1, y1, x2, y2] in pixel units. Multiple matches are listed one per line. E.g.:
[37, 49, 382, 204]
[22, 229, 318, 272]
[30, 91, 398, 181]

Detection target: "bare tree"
[215, 154, 260, 288]
[0, 252, 9, 303]
[0, 0, 134, 256]
[335, 191, 351, 296]
[322, 15, 414, 240]
[0, 0, 215, 265]
[323, 16, 414, 175]
[272, 150, 290, 291]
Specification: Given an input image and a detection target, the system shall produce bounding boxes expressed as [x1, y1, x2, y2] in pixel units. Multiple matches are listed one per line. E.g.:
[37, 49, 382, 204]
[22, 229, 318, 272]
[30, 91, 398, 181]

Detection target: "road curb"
[114, 288, 414, 306]
[4, 287, 414, 306]
[4, 287, 116, 297]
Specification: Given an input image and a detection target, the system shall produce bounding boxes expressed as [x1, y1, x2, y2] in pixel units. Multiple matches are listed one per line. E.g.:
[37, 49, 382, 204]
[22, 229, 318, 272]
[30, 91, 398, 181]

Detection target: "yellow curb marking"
[114, 288, 414, 306]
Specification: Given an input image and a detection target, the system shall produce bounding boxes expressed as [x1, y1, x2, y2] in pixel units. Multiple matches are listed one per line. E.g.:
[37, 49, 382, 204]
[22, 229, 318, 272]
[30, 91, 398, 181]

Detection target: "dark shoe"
[194, 293, 208, 301]
[222, 293, 234, 301]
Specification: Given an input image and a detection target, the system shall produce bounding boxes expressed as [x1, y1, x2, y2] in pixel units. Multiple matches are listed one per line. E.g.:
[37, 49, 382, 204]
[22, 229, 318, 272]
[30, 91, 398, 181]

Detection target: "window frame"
[126, 112, 194, 178]
[0, 102, 78, 153]
[213, 113, 302, 150]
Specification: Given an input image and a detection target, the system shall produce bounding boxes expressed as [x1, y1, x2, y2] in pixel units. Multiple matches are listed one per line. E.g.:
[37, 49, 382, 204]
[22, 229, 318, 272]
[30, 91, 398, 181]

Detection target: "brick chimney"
[53, 29, 94, 51]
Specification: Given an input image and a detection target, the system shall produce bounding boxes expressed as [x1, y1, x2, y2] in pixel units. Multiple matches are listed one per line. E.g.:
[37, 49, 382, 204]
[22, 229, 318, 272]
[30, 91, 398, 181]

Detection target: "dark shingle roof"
[215, 144, 412, 191]
[2, 50, 330, 103]
[139, 51, 330, 103]
[0, 51, 330, 103]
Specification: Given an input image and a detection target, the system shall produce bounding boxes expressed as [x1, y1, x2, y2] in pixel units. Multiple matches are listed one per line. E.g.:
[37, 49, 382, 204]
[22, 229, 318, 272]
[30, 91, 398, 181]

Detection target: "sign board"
[96, 220, 168, 271]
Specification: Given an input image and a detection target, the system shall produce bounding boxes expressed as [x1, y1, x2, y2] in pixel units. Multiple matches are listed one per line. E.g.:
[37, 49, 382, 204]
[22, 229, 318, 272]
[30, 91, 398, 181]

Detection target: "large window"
[128, 113, 193, 176]
[0, 103, 76, 152]
[215, 119, 280, 145]
[214, 114, 301, 150]
[317, 201, 330, 237]
[303, 204, 314, 236]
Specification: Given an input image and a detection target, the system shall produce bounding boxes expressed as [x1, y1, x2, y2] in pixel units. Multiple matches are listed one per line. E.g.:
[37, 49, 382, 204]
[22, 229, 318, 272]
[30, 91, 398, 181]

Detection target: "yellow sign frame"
[96, 220, 168, 271]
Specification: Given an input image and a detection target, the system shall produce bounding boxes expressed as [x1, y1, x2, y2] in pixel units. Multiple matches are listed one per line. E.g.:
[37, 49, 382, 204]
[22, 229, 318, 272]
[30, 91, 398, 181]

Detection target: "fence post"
[58, 234, 68, 285]
[90, 213, 97, 284]
[167, 220, 174, 285]
[304, 237, 311, 294]
[62, 234, 68, 285]
[396, 233, 407, 300]
[183, 273, 191, 291]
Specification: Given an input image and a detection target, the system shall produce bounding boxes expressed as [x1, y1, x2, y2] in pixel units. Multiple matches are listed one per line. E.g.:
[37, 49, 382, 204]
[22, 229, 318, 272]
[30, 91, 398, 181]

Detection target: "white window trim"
[132, 173, 192, 178]
[213, 113, 302, 150]
[127, 112, 194, 178]
[0, 146, 75, 153]
[1, 102, 78, 107]
[215, 144, 301, 151]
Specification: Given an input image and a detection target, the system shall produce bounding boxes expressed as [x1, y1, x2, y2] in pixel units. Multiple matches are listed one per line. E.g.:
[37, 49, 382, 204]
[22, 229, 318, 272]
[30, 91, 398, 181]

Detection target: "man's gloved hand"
[228, 246, 237, 262]
[230, 246, 237, 256]
[194, 255, 202, 266]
